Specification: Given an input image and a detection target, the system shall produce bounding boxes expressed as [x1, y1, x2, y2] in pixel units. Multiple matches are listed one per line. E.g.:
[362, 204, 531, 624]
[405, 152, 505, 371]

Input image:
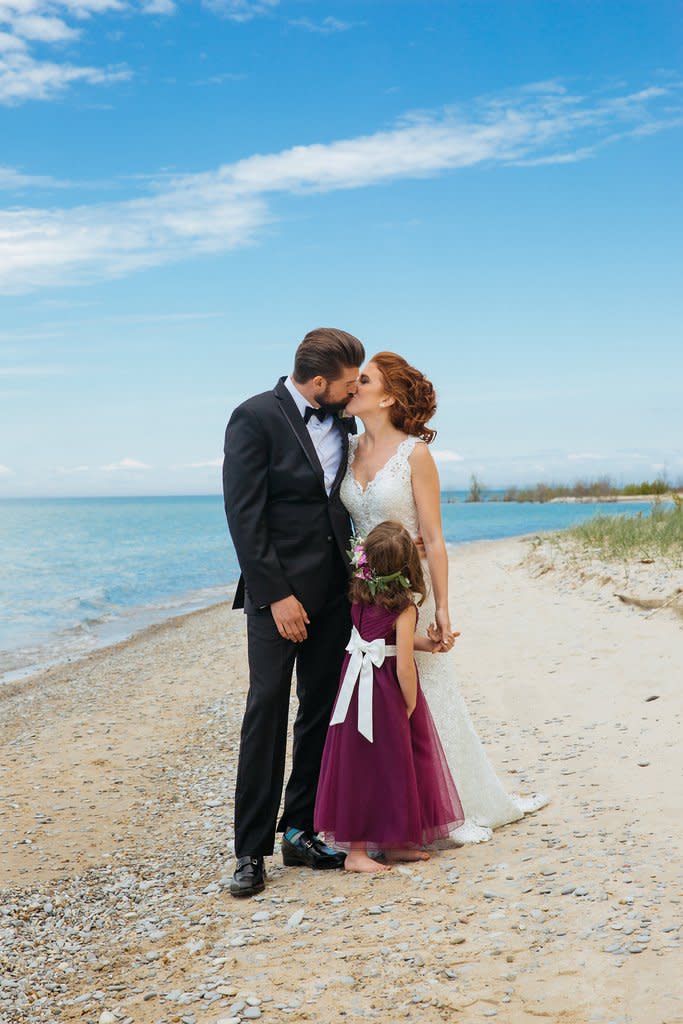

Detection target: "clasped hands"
[270, 595, 460, 653]
[426, 610, 460, 654]
[426, 622, 460, 653]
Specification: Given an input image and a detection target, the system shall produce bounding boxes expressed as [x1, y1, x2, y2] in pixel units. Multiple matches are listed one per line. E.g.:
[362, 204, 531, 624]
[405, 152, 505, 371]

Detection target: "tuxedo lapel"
[274, 378, 326, 492]
[329, 415, 354, 497]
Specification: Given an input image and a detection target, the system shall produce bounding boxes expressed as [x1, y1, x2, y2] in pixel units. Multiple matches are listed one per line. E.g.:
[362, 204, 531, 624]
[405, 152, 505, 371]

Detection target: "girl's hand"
[427, 621, 460, 653]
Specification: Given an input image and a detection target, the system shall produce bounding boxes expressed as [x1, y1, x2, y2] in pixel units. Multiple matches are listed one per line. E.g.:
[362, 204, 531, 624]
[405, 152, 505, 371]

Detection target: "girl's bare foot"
[384, 848, 431, 862]
[344, 850, 391, 873]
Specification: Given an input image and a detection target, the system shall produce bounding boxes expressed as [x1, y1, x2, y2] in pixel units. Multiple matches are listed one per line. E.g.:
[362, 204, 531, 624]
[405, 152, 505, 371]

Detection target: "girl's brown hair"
[371, 351, 437, 444]
[349, 521, 427, 611]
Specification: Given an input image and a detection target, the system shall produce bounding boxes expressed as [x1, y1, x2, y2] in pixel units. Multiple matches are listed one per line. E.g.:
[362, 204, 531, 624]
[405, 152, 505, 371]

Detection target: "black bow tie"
[303, 405, 328, 424]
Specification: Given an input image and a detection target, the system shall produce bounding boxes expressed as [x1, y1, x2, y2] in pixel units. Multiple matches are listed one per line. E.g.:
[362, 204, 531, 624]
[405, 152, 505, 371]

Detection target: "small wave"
[76, 589, 109, 611]
[1, 582, 235, 688]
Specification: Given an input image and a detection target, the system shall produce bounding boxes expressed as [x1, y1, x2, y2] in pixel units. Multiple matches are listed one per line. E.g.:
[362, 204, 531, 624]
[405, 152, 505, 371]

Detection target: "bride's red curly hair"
[371, 351, 437, 444]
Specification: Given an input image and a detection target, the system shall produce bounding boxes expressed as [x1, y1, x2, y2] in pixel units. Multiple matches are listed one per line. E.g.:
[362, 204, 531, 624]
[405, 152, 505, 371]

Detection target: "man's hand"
[271, 595, 310, 642]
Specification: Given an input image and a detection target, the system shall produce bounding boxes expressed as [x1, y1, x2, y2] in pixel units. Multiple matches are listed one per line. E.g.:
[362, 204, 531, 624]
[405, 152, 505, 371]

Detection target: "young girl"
[314, 521, 464, 873]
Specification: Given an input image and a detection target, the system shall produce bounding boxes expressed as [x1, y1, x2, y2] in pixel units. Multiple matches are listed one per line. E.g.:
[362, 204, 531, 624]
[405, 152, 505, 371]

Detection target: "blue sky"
[1, 0, 681, 496]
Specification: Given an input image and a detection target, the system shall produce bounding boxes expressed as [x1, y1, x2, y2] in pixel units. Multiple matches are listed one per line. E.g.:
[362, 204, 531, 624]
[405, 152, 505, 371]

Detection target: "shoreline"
[1, 535, 681, 1023]
[1, 501, 662, 688]
[0, 584, 236, 691]
[0, 535, 523, 697]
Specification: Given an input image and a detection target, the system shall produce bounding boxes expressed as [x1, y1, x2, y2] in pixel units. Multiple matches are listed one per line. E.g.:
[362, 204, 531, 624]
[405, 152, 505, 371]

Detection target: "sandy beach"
[1, 537, 681, 1024]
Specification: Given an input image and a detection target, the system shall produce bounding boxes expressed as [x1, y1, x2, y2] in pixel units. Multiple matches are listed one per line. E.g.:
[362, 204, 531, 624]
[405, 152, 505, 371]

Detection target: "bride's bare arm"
[410, 443, 455, 646]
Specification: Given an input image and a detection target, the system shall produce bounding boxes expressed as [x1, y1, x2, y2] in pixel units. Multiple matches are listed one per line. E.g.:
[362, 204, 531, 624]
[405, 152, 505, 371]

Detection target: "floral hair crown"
[348, 537, 412, 598]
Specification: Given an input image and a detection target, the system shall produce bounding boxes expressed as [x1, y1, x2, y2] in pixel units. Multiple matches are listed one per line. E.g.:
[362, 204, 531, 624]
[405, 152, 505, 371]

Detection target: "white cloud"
[0, 50, 130, 104]
[432, 449, 464, 463]
[568, 452, 606, 461]
[10, 13, 80, 42]
[187, 457, 222, 468]
[0, 164, 67, 189]
[0, 463, 14, 476]
[0, 27, 26, 49]
[201, 0, 278, 22]
[0, 79, 680, 291]
[141, 0, 175, 13]
[100, 457, 150, 471]
[0, 0, 171, 105]
[289, 16, 356, 34]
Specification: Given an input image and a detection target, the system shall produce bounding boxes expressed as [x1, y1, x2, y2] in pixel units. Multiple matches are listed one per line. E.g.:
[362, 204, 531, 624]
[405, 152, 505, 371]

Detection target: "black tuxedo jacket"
[223, 377, 356, 616]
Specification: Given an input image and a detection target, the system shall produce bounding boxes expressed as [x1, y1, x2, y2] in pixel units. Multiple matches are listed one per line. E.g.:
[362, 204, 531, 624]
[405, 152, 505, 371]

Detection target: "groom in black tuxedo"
[223, 327, 365, 896]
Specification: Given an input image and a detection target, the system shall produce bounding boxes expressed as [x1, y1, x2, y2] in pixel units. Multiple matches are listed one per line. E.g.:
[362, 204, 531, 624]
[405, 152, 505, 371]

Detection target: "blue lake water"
[0, 493, 656, 682]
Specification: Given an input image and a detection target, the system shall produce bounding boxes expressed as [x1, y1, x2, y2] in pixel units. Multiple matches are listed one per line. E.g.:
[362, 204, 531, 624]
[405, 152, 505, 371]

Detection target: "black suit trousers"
[234, 573, 351, 858]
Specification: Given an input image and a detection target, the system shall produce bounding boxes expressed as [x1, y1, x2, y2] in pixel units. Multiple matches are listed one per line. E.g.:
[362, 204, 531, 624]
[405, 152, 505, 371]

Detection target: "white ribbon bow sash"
[329, 625, 398, 743]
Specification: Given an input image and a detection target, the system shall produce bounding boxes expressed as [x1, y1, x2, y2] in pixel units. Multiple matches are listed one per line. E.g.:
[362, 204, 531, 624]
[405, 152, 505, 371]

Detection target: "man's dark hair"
[293, 328, 365, 383]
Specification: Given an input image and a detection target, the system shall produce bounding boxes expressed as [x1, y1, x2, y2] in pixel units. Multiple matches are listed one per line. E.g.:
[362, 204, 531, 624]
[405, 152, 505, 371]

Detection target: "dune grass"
[501, 476, 679, 503]
[564, 496, 683, 565]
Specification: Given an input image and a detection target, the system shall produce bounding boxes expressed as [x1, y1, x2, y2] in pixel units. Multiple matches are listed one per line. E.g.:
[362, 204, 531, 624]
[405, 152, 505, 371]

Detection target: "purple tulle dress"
[314, 601, 464, 850]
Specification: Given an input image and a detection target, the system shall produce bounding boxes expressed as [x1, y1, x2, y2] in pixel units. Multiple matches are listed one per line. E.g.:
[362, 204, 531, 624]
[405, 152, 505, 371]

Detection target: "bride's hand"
[435, 609, 458, 651]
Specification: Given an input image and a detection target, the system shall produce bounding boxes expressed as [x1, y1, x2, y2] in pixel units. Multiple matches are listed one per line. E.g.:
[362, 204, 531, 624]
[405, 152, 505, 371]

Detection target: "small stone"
[243, 1010, 262, 1020]
[287, 909, 305, 928]
[483, 1012, 497, 1018]
[251, 911, 270, 922]
[574, 888, 589, 897]
[637, 761, 650, 767]
[561, 886, 576, 895]
[143, 992, 157, 1001]
[450, 935, 466, 945]
[99, 1014, 116, 1024]
[644, 695, 659, 702]
[216, 1018, 241, 1024]
[629, 945, 645, 954]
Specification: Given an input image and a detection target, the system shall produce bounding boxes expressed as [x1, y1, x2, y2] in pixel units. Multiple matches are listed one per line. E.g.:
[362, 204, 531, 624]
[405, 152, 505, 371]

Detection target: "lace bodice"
[340, 435, 422, 540]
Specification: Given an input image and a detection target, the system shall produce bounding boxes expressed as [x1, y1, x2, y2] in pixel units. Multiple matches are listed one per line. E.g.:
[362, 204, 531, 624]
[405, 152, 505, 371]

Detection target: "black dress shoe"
[229, 855, 266, 897]
[281, 831, 345, 870]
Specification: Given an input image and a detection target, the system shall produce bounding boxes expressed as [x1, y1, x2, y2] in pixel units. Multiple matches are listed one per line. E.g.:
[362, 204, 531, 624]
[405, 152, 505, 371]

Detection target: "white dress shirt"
[284, 376, 343, 495]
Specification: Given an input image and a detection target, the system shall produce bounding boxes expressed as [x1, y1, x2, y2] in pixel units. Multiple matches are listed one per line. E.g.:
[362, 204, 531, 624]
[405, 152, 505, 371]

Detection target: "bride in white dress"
[341, 352, 548, 844]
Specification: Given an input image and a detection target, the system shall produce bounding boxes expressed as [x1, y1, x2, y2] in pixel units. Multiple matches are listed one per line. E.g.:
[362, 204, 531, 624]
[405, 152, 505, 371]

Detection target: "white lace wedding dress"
[340, 435, 548, 844]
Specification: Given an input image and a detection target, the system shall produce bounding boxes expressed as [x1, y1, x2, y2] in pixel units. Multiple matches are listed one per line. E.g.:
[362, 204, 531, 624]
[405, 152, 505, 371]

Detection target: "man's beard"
[313, 385, 351, 413]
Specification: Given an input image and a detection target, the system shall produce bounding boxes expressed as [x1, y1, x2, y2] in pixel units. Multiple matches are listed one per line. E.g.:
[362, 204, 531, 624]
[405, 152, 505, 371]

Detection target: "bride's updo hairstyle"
[371, 351, 437, 444]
